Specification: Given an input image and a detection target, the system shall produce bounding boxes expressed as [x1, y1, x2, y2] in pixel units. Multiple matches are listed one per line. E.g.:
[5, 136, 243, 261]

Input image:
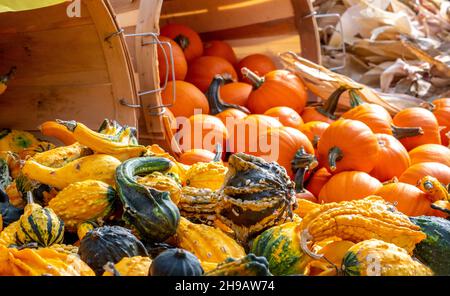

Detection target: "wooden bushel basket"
[0, 0, 139, 140]
[111, 0, 321, 155]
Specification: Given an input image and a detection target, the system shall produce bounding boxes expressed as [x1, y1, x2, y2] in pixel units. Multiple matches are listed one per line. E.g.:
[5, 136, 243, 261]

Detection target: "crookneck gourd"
[0, 245, 95, 276]
[30, 142, 93, 168]
[16, 193, 64, 247]
[22, 154, 121, 189]
[56, 120, 146, 159]
[115, 157, 180, 243]
[216, 153, 296, 244]
[98, 119, 139, 146]
[175, 217, 245, 264]
[136, 171, 182, 205]
[342, 239, 433, 276]
[78, 225, 148, 275]
[251, 221, 310, 276]
[48, 180, 116, 231]
[178, 186, 219, 226]
[204, 253, 272, 276]
[298, 196, 426, 256]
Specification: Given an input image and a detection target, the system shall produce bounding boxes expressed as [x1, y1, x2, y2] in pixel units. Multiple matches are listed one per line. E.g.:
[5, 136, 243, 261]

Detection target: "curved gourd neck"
[206, 75, 249, 115]
[291, 147, 318, 193]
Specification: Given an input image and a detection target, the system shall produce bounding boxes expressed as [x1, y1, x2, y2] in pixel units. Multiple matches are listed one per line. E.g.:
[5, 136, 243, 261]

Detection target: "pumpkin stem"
[316, 86, 348, 120]
[0, 66, 17, 84]
[213, 144, 223, 162]
[291, 147, 318, 193]
[241, 67, 264, 89]
[312, 135, 320, 149]
[420, 101, 435, 112]
[173, 34, 190, 51]
[175, 248, 187, 258]
[348, 89, 364, 107]
[328, 146, 343, 172]
[391, 124, 424, 140]
[56, 119, 77, 132]
[206, 75, 250, 115]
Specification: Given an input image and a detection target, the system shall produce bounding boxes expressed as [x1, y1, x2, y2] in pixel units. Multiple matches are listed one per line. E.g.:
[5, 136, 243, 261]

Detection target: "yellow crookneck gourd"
[22, 154, 121, 189]
[56, 120, 146, 160]
[418, 176, 450, 216]
[30, 142, 92, 168]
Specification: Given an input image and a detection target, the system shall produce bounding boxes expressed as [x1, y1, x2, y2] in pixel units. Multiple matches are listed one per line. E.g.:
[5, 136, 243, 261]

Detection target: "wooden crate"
[110, 0, 321, 153]
[0, 0, 139, 139]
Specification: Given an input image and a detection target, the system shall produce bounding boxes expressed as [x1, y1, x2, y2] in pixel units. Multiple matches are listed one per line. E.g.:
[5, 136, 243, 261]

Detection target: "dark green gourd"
[115, 157, 180, 243]
[149, 248, 203, 276]
[78, 225, 148, 275]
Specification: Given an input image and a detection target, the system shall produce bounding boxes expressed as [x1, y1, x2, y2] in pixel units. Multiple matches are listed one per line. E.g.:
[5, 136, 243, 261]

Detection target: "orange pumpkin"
[342, 90, 422, 139]
[179, 114, 228, 152]
[409, 144, 450, 167]
[392, 107, 441, 151]
[264, 107, 303, 130]
[160, 23, 203, 62]
[426, 98, 450, 146]
[39, 121, 76, 146]
[179, 149, 218, 165]
[317, 119, 380, 174]
[157, 36, 187, 83]
[296, 190, 317, 204]
[301, 86, 347, 124]
[203, 40, 237, 65]
[161, 81, 209, 118]
[244, 68, 307, 114]
[251, 127, 315, 179]
[186, 56, 238, 92]
[219, 81, 252, 107]
[228, 114, 282, 154]
[299, 121, 330, 149]
[318, 171, 382, 203]
[236, 54, 276, 83]
[370, 134, 410, 182]
[305, 167, 332, 197]
[399, 162, 450, 185]
[376, 182, 431, 216]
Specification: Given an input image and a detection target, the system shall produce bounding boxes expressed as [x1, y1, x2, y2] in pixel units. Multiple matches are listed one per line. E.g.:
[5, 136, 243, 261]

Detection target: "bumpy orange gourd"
[299, 196, 426, 255]
[409, 144, 450, 167]
[317, 119, 380, 174]
[393, 107, 441, 150]
[399, 162, 450, 185]
[370, 134, 410, 182]
[318, 171, 382, 203]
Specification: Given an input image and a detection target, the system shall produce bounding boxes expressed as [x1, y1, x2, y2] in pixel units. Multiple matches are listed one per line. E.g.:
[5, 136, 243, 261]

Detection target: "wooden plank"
[85, 0, 139, 129]
[108, 0, 140, 14]
[0, 84, 115, 130]
[0, 1, 92, 34]
[160, 0, 296, 33]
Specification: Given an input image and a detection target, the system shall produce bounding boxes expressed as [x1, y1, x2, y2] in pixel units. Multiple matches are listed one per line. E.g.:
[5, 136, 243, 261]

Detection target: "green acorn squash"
[410, 216, 450, 275]
[115, 157, 180, 243]
[78, 225, 148, 275]
[149, 248, 203, 276]
[204, 253, 272, 276]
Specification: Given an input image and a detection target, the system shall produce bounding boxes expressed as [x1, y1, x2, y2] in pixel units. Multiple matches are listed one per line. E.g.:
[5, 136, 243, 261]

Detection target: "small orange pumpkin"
[299, 121, 330, 149]
[219, 81, 252, 107]
[236, 53, 276, 83]
[157, 36, 188, 83]
[370, 134, 411, 182]
[186, 56, 238, 92]
[203, 40, 237, 65]
[409, 144, 450, 167]
[305, 167, 332, 198]
[264, 106, 303, 130]
[244, 68, 308, 115]
[179, 149, 219, 165]
[179, 114, 228, 152]
[160, 23, 203, 62]
[399, 162, 450, 185]
[317, 119, 380, 174]
[425, 98, 450, 146]
[318, 171, 382, 203]
[161, 81, 209, 118]
[392, 107, 441, 151]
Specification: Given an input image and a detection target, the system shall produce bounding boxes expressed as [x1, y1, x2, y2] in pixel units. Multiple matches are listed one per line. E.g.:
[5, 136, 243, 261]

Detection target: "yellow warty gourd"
[22, 154, 121, 189]
[0, 221, 18, 247]
[103, 256, 152, 276]
[175, 217, 245, 264]
[185, 161, 228, 190]
[48, 180, 116, 231]
[31, 142, 92, 168]
[137, 172, 181, 205]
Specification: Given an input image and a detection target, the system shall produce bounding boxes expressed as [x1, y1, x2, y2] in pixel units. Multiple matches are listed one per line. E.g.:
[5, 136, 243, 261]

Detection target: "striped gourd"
[16, 193, 64, 247]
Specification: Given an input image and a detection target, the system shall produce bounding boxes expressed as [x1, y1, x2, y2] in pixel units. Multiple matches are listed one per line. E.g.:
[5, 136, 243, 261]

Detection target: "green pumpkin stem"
[348, 89, 364, 107]
[328, 146, 343, 172]
[206, 75, 249, 115]
[391, 124, 424, 140]
[173, 34, 190, 51]
[241, 67, 264, 89]
[291, 147, 318, 193]
[315, 86, 348, 120]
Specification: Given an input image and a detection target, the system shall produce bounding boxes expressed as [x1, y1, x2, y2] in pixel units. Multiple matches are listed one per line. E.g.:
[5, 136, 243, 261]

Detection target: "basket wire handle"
[114, 31, 176, 116]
